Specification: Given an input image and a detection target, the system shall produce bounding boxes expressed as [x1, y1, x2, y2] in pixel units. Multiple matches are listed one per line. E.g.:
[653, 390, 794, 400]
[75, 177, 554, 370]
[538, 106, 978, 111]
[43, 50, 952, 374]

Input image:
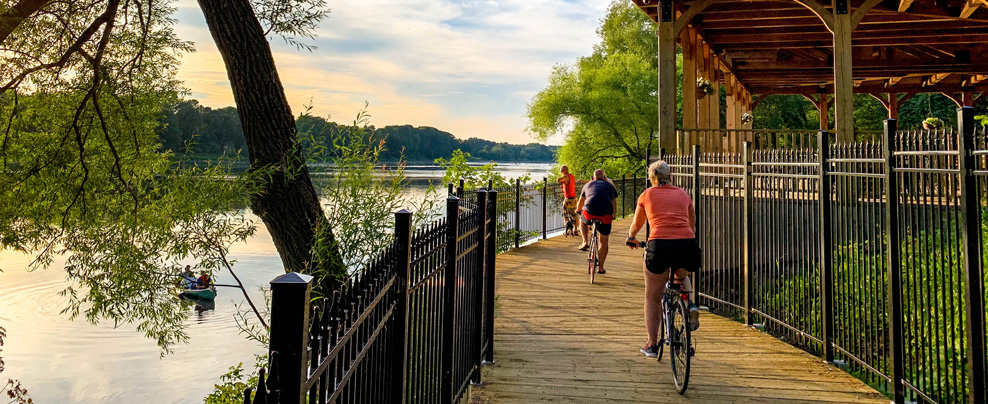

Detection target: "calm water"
[0, 163, 553, 404]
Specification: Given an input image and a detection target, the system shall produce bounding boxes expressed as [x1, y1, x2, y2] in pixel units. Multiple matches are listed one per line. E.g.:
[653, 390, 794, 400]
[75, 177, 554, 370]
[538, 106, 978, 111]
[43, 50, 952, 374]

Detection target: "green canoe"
[180, 286, 216, 300]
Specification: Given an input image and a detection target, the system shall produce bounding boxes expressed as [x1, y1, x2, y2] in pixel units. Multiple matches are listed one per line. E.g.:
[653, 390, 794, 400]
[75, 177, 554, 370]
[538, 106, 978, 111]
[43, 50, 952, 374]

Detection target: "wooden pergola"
[633, 0, 988, 151]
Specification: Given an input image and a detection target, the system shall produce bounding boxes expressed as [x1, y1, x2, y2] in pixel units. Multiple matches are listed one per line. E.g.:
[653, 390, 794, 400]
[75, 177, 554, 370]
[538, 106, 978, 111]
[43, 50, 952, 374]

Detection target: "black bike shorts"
[645, 238, 701, 275]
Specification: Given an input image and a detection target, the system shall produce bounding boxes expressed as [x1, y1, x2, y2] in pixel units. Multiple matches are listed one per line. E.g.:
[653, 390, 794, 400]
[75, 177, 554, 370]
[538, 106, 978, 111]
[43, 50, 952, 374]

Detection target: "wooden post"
[833, 6, 854, 141]
[818, 130, 835, 363]
[657, 0, 677, 152]
[483, 190, 497, 363]
[441, 196, 460, 404]
[392, 210, 413, 403]
[957, 106, 986, 404]
[268, 272, 314, 404]
[818, 94, 830, 131]
[699, 43, 711, 137]
[725, 76, 737, 153]
[883, 119, 905, 404]
[682, 26, 697, 135]
[471, 190, 488, 385]
[887, 93, 899, 120]
[710, 62, 721, 151]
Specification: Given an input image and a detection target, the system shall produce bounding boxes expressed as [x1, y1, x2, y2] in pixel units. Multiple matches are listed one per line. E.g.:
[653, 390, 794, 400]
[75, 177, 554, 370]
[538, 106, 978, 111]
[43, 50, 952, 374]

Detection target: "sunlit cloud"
[172, 0, 607, 145]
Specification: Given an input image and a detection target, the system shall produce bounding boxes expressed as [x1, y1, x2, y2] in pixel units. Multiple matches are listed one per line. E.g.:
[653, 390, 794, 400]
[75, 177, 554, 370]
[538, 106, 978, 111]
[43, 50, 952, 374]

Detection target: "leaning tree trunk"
[196, 0, 344, 279]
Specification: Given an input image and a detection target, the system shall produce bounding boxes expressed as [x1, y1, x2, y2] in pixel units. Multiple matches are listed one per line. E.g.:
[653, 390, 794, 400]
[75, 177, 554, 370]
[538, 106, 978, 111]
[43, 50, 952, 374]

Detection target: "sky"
[172, 0, 609, 145]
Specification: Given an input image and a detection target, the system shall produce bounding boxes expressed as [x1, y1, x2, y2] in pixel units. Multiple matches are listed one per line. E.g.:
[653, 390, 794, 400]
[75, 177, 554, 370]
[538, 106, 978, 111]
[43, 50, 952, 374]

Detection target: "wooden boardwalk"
[469, 219, 888, 403]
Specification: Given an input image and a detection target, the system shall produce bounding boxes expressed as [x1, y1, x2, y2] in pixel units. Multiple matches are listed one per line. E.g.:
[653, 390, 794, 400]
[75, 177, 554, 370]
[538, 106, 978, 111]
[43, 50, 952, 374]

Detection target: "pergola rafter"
[633, 0, 988, 152]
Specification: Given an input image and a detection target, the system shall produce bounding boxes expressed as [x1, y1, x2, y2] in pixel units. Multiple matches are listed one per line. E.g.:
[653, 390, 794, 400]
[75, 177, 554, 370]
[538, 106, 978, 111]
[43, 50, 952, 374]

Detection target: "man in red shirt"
[557, 165, 579, 235]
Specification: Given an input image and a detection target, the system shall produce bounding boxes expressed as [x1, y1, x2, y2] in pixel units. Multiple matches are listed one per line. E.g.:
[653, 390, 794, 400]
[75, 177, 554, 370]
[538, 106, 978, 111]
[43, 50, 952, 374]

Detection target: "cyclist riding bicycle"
[577, 169, 617, 274]
[557, 165, 579, 234]
[626, 160, 701, 357]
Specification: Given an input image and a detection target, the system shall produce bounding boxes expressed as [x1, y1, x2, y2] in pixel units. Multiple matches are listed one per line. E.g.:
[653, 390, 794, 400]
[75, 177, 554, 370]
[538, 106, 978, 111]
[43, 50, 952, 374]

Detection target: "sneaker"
[689, 303, 700, 331]
[640, 344, 659, 358]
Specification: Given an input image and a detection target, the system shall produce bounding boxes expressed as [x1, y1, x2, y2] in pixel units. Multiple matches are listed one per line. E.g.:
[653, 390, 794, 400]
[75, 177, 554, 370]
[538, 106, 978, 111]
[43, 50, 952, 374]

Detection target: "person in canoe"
[180, 265, 196, 289]
[196, 271, 213, 289]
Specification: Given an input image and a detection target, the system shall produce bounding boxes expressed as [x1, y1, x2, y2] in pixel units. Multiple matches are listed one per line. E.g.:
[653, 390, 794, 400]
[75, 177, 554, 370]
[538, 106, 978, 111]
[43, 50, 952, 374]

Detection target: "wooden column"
[698, 42, 711, 142]
[657, 0, 677, 152]
[887, 93, 899, 120]
[818, 94, 830, 131]
[710, 60, 722, 151]
[832, 4, 854, 141]
[681, 26, 697, 152]
[725, 75, 737, 153]
[962, 91, 975, 107]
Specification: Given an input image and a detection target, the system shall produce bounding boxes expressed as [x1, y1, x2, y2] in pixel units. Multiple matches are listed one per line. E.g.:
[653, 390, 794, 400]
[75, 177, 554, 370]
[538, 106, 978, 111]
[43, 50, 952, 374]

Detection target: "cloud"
[173, 0, 607, 145]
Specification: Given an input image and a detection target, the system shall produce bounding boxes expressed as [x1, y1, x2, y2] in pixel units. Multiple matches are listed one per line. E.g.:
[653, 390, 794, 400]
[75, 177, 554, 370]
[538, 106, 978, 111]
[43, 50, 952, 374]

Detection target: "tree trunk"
[0, 0, 51, 44]
[196, 0, 344, 279]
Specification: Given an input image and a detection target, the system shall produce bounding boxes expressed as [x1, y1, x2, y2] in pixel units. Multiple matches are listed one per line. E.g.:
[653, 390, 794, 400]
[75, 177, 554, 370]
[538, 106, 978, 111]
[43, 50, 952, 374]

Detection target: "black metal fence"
[491, 175, 647, 253]
[662, 107, 986, 404]
[244, 190, 497, 404]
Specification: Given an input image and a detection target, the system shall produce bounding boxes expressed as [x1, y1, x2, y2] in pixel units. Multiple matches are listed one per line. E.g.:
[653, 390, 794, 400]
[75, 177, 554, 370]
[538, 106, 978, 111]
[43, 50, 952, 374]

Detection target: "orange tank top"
[563, 174, 576, 198]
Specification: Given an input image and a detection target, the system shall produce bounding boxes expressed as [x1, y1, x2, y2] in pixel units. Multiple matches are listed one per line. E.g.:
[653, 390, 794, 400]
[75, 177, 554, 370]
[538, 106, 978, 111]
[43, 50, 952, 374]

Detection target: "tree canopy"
[528, 1, 674, 179]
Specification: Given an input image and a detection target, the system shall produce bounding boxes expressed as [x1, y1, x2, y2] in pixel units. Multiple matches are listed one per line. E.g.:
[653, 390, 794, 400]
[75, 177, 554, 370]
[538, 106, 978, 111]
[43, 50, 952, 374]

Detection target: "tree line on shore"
[158, 99, 557, 162]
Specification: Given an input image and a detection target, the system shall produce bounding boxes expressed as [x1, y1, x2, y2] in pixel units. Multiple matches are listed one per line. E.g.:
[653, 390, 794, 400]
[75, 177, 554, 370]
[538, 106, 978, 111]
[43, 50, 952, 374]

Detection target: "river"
[0, 162, 554, 404]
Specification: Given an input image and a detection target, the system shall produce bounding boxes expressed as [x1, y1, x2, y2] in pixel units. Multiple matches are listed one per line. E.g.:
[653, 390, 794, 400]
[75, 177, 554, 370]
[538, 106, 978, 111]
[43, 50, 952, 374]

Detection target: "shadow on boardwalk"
[469, 219, 888, 404]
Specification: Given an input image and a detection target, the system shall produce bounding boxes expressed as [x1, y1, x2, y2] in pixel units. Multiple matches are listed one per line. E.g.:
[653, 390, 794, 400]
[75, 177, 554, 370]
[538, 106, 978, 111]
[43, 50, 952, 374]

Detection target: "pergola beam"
[960, 0, 988, 18]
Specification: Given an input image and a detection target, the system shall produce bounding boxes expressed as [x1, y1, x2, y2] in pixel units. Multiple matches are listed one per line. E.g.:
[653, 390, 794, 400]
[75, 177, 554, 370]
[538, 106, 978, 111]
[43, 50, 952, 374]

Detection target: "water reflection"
[0, 163, 554, 403]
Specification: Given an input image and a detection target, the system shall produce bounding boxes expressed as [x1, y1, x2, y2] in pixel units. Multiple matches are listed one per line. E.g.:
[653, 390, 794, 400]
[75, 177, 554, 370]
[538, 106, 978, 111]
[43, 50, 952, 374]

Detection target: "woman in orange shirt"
[626, 160, 700, 357]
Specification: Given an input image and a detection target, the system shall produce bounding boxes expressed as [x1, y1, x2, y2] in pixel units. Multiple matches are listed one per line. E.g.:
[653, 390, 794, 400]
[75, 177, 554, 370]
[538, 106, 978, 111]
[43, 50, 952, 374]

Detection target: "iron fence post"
[514, 178, 521, 249]
[692, 145, 702, 238]
[883, 119, 905, 404]
[484, 190, 498, 363]
[471, 190, 489, 385]
[692, 145, 702, 299]
[268, 272, 314, 404]
[957, 106, 986, 404]
[621, 174, 627, 218]
[392, 210, 413, 404]
[448, 183, 454, 196]
[441, 196, 459, 404]
[542, 177, 548, 239]
[458, 179, 464, 197]
[818, 131, 835, 363]
[742, 141, 754, 326]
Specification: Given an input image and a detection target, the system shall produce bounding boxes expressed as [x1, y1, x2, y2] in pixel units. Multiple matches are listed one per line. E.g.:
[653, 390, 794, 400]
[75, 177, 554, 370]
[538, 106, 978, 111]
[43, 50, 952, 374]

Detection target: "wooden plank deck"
[469, 218, 888, 403]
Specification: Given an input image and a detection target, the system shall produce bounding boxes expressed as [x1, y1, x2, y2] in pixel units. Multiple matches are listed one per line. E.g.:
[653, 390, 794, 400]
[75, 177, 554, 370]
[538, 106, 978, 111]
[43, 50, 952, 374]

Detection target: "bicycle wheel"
[668, 299, 691, 394]
[588, 232, 597, 284]
[655, 313, 665, 361]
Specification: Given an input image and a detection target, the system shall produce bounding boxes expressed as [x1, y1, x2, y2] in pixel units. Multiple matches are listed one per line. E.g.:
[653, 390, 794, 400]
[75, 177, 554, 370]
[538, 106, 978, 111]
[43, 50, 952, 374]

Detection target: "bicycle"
[656, 280, 694, 394]
[586, 219, 601, 284]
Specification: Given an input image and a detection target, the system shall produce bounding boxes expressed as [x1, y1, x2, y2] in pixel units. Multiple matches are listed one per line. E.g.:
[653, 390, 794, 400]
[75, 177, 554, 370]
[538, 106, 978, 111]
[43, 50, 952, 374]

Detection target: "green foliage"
[300, 108, 442, 296]
[923, 117, 944, 128]
[158, 100, 246, 155]
[752, 95, 818, 130]
[164, 105, 556, 163]
[528, 0, 665, 179]
[203, 360, 262, 404]
[435, 150, 527, 189]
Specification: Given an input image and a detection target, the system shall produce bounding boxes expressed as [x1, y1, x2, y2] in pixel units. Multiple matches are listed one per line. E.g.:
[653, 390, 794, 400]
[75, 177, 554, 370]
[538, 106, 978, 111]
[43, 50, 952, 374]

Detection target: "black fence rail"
[244, 189, 498, 404]
[661, 107, 985, 404]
